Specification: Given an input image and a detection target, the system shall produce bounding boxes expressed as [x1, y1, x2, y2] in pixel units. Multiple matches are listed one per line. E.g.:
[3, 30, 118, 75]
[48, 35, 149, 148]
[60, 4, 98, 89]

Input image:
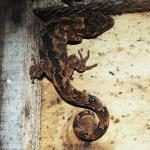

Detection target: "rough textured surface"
[0, 1, 41, 150]
[40, 12, 150, 150]
[33, 0, 150, 22]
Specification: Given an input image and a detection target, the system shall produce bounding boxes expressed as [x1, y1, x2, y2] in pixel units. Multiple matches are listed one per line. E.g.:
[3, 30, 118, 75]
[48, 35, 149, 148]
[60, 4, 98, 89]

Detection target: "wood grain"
[0, 1, 41, 149]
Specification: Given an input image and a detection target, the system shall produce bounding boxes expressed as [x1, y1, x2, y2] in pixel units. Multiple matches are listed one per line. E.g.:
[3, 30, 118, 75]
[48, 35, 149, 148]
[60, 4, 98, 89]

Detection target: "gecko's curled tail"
[72, 94, 109, 141]
[54, 80, 109, 141]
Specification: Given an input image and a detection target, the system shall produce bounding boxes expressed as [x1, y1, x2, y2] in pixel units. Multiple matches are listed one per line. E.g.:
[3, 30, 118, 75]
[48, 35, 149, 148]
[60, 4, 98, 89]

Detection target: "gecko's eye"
[88, 95, 97, 103]
[89, 98, 95, 103]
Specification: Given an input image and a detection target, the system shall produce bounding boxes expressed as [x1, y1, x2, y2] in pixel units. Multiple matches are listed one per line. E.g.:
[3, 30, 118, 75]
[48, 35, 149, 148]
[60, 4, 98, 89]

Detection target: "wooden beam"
[33, 0, 150, 21]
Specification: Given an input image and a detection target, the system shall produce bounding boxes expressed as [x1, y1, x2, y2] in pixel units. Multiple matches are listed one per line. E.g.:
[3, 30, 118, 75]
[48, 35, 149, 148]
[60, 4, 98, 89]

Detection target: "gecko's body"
[30, 12, 114, 141]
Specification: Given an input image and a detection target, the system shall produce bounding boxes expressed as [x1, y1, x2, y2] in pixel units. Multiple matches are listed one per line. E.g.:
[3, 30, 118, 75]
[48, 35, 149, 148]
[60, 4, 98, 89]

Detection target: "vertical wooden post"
[0, 1, 41, 149]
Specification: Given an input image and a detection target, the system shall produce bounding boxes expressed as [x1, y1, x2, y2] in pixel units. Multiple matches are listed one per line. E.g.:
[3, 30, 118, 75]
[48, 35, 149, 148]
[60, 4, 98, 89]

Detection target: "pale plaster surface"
[40, 12, 150, 150]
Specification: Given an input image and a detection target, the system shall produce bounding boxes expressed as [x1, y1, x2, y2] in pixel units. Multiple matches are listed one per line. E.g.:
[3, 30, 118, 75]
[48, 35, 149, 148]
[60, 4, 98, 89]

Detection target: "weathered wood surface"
[0, 1, 41, 150]
[33, 0, 150, 21]
[40, 12, 150, 150]
[33, 0, 150, 11]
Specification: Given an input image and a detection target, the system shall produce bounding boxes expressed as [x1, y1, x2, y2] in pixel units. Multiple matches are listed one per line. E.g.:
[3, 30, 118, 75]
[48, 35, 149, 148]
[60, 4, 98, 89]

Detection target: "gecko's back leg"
[30, 57, 53, 82]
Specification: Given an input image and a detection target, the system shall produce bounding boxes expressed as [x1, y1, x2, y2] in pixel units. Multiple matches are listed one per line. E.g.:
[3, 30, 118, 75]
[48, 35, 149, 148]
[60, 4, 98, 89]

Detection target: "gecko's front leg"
[66, 50, 97, 79]
[75, 50, 97, 72]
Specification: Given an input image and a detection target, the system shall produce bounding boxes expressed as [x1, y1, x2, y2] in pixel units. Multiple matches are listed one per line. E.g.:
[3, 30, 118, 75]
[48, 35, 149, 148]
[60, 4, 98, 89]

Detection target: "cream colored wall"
[40, 12, 150, 150]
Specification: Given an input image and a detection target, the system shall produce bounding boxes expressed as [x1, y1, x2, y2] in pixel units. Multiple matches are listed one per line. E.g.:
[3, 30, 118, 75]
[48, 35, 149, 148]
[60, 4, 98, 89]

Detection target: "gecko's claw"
[84, 50, 90, 62]
[78, 50, 90, 63]
[78, 50, 84, 60]
[86, 63, 98, 70]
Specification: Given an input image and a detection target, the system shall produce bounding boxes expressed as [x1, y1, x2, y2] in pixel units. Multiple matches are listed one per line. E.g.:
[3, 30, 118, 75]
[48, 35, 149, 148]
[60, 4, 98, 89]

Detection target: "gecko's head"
[84, 13, 114, 38]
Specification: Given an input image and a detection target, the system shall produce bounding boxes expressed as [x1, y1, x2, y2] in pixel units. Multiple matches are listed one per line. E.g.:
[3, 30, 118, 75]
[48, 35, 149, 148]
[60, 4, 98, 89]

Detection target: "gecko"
[30, 11, 114, 141]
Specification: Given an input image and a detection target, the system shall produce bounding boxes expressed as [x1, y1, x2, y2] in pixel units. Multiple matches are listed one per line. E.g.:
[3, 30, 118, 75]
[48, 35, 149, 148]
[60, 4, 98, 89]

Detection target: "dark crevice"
[0, 8, 5, 150]
[1, 0, 27, 29]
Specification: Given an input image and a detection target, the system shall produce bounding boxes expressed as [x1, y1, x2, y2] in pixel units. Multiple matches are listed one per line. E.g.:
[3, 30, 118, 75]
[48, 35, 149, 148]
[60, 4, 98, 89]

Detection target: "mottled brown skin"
[30, 12, 114, 141]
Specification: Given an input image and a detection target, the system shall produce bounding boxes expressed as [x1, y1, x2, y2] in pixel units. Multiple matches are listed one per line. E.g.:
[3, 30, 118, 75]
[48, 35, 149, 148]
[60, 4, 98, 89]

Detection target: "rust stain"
[134, 83, 148, 92]
[117, 47, 124, 52]
[110, 92, 118, 97]
[146, 124, 150, 130]
[110, 116, 120, 124]
[50, 98, 62, 106]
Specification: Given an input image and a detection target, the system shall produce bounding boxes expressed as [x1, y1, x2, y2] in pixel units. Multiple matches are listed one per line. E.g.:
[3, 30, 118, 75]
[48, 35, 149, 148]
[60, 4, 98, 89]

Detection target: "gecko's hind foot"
[30, 57, 53, 82]
[30, 58, 44, 82]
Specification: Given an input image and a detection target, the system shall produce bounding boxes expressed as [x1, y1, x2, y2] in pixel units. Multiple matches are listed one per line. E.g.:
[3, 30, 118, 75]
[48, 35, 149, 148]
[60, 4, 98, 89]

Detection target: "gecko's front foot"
[75, 50, 97, 72]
